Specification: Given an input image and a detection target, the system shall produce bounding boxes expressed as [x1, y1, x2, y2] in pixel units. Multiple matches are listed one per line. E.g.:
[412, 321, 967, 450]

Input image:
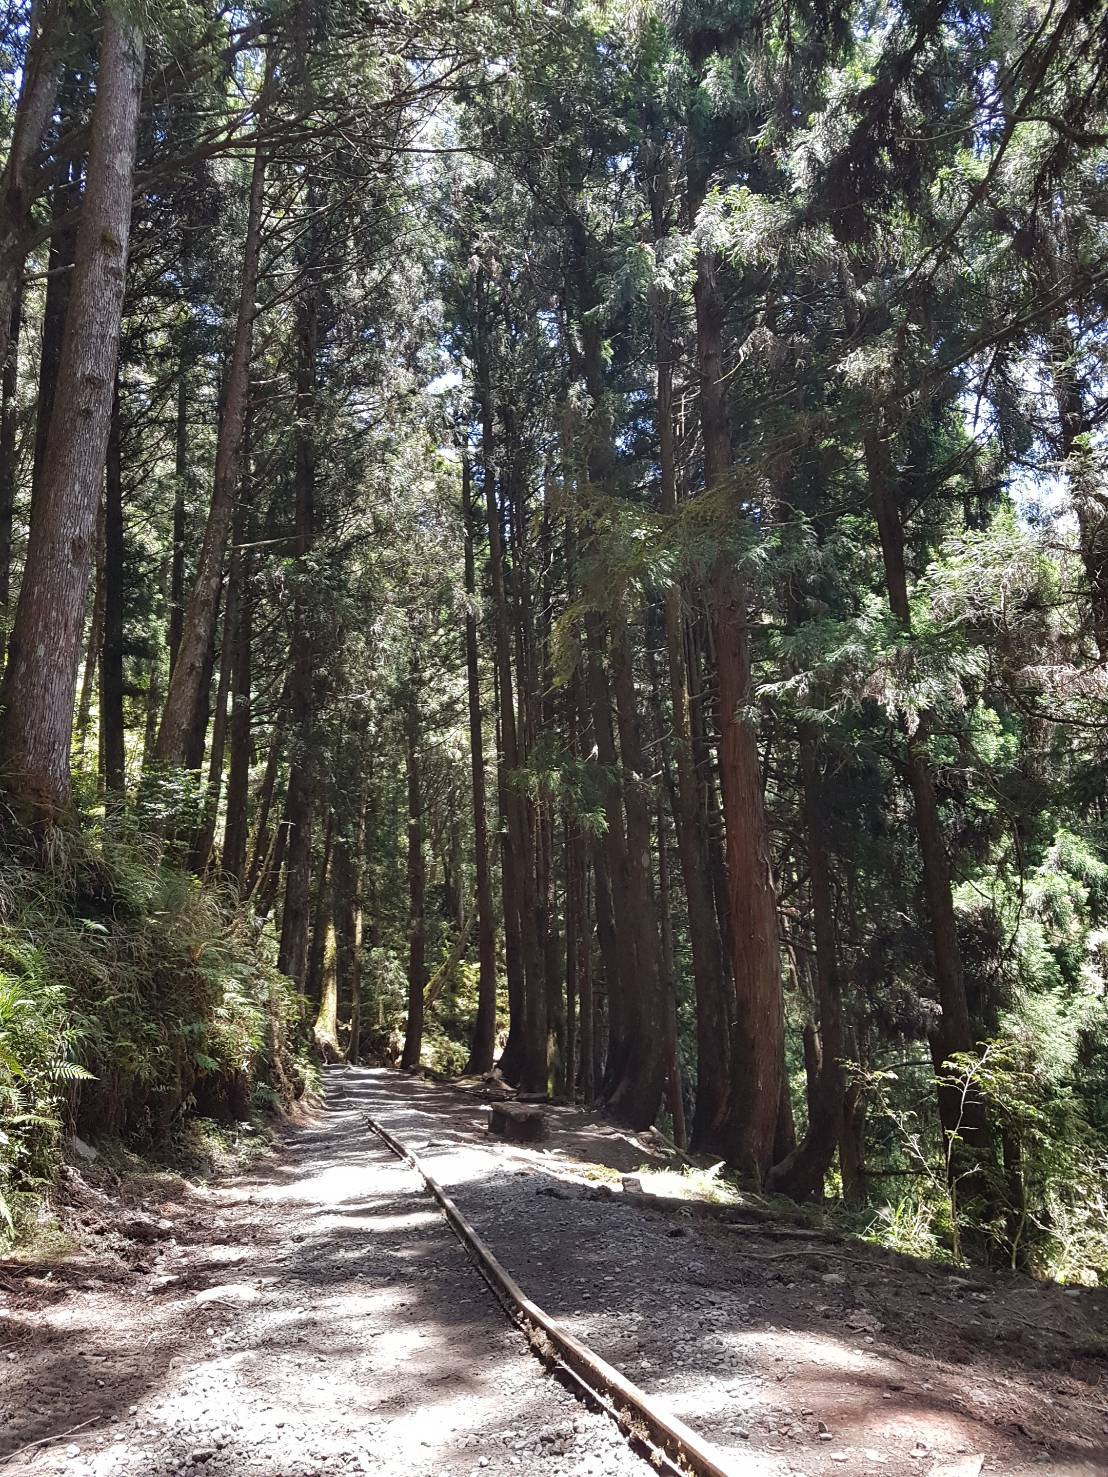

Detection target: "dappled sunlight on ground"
[0, 1078, 656, 1477]
[360, 1065, 1108, 1477]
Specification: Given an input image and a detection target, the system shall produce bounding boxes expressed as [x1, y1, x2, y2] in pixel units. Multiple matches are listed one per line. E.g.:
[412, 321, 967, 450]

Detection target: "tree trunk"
[462, 454, 498, 1075]
[101, 378, 126, 798]
[583, 618, 634, 1101]
[658, 462, 730, 1147]
[276, 221, 319, 988]
[657, 804, 687, 1150]
[333, 813, 364, 1065]
[75, 496, 105, 762]
[306, 808, 335, 1007]
[191, 566, 236, 872]
[31, 159, 79, 510]
[714, 574, 786, 1182]
[246, 683, 287, 895]
[688, 161, 785, 1180]
[0, 0, 63, 374]
[604, 606, 667, 1127]
[477, 348, 546, 1092]
[766, 728, 847, 1197]
[154, 84, 268, 769]
[401, 655, 426, 1071]
[0, 285, 23, 672]
[222, 406, 254, 885]
[865, 425, 986, 1162]
[168, 367, 189, 676]
[0, 10, 144, 827]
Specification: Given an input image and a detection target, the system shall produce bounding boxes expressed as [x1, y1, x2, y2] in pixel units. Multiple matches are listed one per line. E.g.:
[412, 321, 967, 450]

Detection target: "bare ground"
[0, 1080, 658, 1477]
[360, 1065, 1108, 1477]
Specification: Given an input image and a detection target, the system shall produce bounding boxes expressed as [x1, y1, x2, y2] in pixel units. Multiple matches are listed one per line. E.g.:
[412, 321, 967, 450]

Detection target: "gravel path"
[0, 1077, 657, 1477]
[362, 1066, 1108, 1477]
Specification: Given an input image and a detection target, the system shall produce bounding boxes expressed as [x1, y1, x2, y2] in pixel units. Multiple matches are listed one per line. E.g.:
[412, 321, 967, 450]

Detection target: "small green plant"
[0, 817, 311, 1246]
[0, 943, 92, 1237]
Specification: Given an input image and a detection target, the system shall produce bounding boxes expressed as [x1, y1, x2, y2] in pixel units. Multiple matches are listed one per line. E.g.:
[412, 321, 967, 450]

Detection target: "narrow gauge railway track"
[366, 1115, 741, 1477]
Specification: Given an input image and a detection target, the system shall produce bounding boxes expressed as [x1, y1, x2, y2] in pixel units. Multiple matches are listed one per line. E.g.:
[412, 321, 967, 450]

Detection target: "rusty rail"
[366, 1113, 746, 1477]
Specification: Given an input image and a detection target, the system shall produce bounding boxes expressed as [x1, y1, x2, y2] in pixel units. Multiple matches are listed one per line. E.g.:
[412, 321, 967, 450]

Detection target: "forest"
[0, 0, 1106, 1287]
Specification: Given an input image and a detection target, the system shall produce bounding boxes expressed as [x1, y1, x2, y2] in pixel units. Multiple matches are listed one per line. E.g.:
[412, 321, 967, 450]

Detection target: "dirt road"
[0, 1076, 655, 1477]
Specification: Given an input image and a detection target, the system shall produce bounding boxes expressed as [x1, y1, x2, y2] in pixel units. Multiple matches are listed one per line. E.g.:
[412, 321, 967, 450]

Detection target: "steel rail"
[366, 1113, 748, 1477]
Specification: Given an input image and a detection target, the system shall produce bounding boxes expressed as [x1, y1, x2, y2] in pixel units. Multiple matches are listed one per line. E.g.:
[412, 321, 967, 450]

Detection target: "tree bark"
[0, 0, 63, 375]
[31, 159, 79, 509]
[276, 268, 319, 988]
[0, 9, 144, 827]
[604, 606, 667, 1127]
[767, 727, 846, 1198]
[0, 285, 23, 672]
[333, 812, 364, 1064]
[154, 79, 268, 769]
[306, 808, 335, 1007]
[75, 495, 105, 761]
[221, 406, 254, 885]
[401, 652, 426, 1071]
[462, 454, 498, 1075]
[167, 367, 189, 676]
[476, 342, 546, 1092]
[688, 154, 786, 1181]
[101, 378, 126, 798]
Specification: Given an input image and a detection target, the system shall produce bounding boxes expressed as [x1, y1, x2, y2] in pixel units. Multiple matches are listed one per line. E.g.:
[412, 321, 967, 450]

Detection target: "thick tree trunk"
[657, 805, 687, 1149]
[462, 455, 498, 1075]
[604, 607, 667, 1127]
[688, 165, 785, 1181]
[401, 658, 426, 1071]
[564, 808, 581, 1103]
[312, 911, 339, 1060]
[496, 742, 526, 1085]
[101, 380, 126, 798]
[714, 575, 786, 1182]
[649, 167, 732, 1149]
[0, 10, 144, 827]
[477, 354, 546, 1093]
[154, 93, 267, 769]
[583, 619, 634, 1100]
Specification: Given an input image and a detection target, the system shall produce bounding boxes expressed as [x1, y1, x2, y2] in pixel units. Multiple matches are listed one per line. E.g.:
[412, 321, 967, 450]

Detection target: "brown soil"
[0, 1080, 657, 1477]
[361, 1065, 1108, 1477]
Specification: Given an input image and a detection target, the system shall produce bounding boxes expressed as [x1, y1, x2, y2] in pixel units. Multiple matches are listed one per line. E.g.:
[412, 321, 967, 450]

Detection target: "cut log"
[489, 1101, 547, 1143]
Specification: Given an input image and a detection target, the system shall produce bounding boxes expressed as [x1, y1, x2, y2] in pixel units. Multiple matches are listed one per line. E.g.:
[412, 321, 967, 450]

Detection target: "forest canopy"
[0, 0, 1107, 1276]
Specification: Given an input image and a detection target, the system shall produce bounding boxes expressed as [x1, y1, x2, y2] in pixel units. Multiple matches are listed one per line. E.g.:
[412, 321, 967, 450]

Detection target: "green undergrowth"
[0, 815, 311, 1246]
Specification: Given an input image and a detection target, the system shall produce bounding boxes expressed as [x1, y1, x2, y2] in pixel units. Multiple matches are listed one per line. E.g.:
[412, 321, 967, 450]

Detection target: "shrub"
[0, 820, 308, 1245]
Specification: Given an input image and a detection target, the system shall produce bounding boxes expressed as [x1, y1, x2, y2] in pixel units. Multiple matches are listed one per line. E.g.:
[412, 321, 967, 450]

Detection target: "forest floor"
[0, 1069, 1105, 1477]
[361, 1066, 1108, 1477]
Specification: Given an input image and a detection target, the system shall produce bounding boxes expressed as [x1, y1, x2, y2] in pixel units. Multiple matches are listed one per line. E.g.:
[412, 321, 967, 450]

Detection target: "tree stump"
[488, 1101, 547, 1143]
